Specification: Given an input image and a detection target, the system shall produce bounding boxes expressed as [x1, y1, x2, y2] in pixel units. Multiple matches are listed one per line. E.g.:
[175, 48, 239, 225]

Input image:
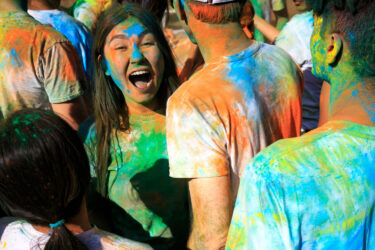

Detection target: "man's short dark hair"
[307, 0, 375, 75]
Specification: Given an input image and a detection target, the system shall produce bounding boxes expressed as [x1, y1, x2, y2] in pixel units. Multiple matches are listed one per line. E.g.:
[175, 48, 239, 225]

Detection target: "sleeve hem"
[49, 90, 85, 103]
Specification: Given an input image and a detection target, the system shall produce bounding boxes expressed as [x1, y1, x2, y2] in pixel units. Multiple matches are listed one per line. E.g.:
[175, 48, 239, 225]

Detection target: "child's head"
[0, 109, 90, 249]
[307, 0, 375, 80]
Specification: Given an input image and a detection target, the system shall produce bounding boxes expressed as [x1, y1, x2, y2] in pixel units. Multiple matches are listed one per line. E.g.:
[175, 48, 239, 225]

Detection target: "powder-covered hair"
[181, 0, 246, 24]
[307, 0, 375, 76]
[0, 109, 91, 250]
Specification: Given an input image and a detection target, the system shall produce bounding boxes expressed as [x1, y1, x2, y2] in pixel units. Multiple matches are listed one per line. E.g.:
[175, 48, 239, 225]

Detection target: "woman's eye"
[141, 42, 155, 47]
[115, 46, 128, 50]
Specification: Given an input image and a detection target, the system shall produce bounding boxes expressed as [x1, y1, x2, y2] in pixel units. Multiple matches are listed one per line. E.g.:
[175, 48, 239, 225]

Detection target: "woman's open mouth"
[129, 69, 152, 89]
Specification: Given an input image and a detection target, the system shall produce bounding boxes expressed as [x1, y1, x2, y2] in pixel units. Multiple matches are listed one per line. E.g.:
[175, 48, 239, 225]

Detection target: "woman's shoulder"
[81, 227, 153, 250]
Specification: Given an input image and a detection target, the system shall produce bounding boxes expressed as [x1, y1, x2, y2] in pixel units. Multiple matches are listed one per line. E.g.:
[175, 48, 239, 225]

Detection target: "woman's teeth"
[129, 70, 152, 89]
[131, 70, 149, 76]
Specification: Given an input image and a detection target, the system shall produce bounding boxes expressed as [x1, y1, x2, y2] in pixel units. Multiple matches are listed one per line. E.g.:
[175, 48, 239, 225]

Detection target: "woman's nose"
[130, 44, 145, 64]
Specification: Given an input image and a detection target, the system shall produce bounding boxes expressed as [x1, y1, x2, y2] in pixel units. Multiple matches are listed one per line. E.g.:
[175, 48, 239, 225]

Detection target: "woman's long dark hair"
[0, 109, 91, 250]
[92, 4, 179, 195]
[119, 0, 169, 23]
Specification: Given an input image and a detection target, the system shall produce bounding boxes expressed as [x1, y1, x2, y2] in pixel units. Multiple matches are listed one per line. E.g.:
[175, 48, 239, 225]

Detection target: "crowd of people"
[0, 0, 373, 249]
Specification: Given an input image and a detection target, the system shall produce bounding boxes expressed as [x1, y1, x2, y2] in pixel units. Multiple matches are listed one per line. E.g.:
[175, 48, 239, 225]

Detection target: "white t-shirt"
[0, 219, 152, 250]
[275, 11, 314, 69]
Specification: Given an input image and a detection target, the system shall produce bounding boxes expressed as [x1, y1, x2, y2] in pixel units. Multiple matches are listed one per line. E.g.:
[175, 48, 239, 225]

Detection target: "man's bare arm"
[51, 96, 88, 130]
[188, 175, 233, 250]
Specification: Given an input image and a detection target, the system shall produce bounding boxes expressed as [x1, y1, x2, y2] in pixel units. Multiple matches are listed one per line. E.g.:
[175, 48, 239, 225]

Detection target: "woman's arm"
[253, 14, 280, 43]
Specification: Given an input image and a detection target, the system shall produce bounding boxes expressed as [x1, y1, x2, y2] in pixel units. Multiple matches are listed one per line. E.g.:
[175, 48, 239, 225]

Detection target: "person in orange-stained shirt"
[0, 0, 88, 130]
[167, 0, 303, 249]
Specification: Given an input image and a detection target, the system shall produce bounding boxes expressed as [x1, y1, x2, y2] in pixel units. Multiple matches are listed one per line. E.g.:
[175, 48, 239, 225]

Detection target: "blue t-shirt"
[28, 9, 92, 80]
[226, 120, 375, 249]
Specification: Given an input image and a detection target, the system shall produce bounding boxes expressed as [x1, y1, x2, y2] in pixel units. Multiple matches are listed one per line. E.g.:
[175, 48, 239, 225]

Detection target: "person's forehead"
[107, 17, 149, 41]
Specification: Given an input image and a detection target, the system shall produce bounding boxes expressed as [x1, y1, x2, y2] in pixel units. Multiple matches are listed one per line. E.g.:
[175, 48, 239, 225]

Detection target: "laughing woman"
[80, 4, 189, 249]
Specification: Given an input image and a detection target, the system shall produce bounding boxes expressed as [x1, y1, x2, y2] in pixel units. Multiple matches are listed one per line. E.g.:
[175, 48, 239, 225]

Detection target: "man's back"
[227, 120, 375, 249]
[0, 11, 86, 119]
[167, 41, 303, 192]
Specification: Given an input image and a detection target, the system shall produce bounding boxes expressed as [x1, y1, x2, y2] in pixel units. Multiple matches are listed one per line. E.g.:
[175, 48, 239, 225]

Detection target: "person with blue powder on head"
[28, 0, 93, 85]
[80, 4, 189, 249]
[226, 0, 375, 248]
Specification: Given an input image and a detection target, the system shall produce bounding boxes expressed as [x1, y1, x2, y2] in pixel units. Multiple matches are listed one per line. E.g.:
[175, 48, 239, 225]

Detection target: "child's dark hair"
[306, 0, 375, 75]
[0, 109, 91, 250]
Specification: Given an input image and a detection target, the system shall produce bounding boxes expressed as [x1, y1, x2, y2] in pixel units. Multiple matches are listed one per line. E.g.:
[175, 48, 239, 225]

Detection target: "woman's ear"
[98, 55, 110, 76]
[327, 33, 343, 65]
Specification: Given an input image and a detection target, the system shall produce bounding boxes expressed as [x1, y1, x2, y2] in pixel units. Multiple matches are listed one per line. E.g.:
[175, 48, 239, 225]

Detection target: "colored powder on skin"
[131, 43, 143, 61]
[123, 22, 144, 38]
[104, 59, 125, 92]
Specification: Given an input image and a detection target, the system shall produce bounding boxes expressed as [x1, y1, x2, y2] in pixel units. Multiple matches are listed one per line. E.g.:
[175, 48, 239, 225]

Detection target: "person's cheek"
[105, 53, 127, 92]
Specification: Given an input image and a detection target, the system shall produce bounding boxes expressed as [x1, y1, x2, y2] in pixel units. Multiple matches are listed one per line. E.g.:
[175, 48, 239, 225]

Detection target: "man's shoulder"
[33, 21, 71, 48]
[169, 67, 228, 106]
[227, 41, 300, 79]
[0, 12, 70, 52]
[250, 121, 375, 181]
[255, 42, 299, 68]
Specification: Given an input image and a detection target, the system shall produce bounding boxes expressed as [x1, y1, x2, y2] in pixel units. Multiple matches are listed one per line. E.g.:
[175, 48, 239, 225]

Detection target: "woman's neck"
[126, 97, 163, 116]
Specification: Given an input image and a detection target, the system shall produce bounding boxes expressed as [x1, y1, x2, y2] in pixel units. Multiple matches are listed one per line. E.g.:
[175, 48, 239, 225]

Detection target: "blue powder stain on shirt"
[10, 48, 23, 67]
